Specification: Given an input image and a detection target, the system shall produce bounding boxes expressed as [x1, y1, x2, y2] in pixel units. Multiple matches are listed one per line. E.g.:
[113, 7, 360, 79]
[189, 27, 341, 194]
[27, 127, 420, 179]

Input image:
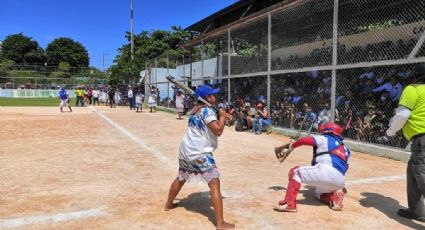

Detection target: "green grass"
[0, 97, 62, 106]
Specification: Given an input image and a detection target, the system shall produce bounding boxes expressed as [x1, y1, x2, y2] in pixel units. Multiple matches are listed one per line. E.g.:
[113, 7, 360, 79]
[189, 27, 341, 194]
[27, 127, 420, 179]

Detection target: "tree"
[46, 37, 89, 67]
[109, 26, 191, 84]
[0, 60, 15, 82]
[0, 33, 46, 65]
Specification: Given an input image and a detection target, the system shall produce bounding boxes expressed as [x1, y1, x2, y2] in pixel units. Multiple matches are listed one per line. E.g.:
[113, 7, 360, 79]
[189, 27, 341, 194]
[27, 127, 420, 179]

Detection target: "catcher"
[274, 122, 350, 212]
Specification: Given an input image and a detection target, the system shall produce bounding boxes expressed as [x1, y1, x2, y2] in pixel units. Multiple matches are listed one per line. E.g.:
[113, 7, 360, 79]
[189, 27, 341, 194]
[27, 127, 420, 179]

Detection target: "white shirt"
[179, 107, 218, 161]
[176, 94, 185, 108]
[148, 94, 157, 104]
[92, 90, 100, 98]
[135, 95, 141, 104]
[128, 89, 133, 98]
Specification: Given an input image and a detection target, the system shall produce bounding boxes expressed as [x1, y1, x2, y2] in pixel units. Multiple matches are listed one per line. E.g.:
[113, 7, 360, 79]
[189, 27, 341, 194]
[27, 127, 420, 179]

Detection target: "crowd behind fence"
[145, 0, 425, 150]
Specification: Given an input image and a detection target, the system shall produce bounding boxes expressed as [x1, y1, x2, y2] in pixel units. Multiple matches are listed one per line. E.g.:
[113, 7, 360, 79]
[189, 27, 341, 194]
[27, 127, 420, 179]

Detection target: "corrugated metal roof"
[186, 0, 287, 33]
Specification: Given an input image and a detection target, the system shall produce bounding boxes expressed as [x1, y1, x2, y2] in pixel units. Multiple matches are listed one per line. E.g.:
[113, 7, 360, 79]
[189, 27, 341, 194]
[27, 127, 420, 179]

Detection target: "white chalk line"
[89, 107, 406, 227]
[90, 106, 406, 187]
[346, 174, 405, 186]
[89, 106, 171, 165]
[0, 208, 109, 228]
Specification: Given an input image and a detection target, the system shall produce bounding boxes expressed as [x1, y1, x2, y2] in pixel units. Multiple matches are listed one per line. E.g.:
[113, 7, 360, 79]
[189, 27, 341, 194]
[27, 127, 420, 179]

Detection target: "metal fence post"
[167, 54, 170, 104]
[227, 29, 231, 103]
[267, 12, 272, 110]
[154, 58, 158, 88]
[331, 0, 339, 122]
[144, 62, 149, 107]
[201, 39, 205, 84]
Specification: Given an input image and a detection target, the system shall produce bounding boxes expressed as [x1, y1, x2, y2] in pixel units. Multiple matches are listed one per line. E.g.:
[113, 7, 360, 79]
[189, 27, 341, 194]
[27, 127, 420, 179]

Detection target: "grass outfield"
[0, 97, 61, 106]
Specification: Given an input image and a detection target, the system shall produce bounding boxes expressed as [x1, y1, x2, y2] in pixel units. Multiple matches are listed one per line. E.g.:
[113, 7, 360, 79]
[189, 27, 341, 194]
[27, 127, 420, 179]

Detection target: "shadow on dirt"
[359, 192, 425, 229]
[177, 191, 216, 226]
[268, 185, 324, 206]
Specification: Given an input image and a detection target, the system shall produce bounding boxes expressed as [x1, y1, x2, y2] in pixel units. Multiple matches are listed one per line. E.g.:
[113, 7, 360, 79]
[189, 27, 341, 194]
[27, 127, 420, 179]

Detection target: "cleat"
[274, 201, 297, 212]
[331, 190, 345, 211]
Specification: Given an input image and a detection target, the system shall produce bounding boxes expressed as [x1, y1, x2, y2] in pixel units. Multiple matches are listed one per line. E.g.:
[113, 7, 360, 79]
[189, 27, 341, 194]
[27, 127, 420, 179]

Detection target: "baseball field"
[0, 106, 423, 229]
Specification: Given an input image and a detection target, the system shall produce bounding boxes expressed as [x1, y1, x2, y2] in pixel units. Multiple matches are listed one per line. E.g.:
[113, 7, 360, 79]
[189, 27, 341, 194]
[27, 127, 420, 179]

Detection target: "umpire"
[386, 63, 425, 222]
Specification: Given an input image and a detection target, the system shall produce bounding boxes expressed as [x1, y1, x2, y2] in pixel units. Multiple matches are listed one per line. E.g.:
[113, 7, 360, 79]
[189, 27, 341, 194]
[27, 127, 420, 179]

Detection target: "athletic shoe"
[398, 209, 425, 222]
[331, 190, 345, 211]
[274, 201, 297, 212]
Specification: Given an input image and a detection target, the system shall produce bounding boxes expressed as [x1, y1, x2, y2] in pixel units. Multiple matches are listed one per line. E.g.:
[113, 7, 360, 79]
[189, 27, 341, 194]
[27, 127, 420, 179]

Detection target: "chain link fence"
[145, 0, 425, 150]
[0, 64, 107, 90]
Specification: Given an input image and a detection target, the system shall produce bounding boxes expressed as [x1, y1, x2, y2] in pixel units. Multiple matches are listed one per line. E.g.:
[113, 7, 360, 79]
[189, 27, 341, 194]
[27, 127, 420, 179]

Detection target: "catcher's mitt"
[274, 141, 294, 163]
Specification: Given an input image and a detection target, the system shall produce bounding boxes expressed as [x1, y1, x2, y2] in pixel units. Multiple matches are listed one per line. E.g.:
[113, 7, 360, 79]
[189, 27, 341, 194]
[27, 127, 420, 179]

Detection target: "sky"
[0, 0, 239, 70]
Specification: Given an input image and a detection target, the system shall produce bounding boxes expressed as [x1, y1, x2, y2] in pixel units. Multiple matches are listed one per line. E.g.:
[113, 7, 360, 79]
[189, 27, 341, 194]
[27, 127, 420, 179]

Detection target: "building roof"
[186, 0, 288, 34]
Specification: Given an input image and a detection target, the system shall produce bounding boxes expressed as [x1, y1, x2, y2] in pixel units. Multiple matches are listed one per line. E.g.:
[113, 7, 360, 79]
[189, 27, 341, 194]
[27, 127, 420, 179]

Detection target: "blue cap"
[259, 95, 266, 102]
[195, 85, 220, 98]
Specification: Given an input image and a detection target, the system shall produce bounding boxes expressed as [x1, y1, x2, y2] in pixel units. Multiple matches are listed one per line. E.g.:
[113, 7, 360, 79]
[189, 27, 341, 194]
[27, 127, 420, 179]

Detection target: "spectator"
[352, 114, 365, 141]
[108, 87, 116, 108]
[148, 87, 158, 113]
[252, 101, 272, 135]
[377, 91, 394, 116]
[175, 90, 185, 120]
[114, 88, 121, 105]
[92, 87, 100, 106]
[318, 102, 332, 125]
[128, 86, 134, 110]
[87, 87, 93, 105]
[372, 76, 403, 103]
[237, 102, 254, 131]
[225, 104, 236, 127]
[360, 79, 375, 96]
[359, 69, 375, 80]
[370, 110, 389, 143]
[135, 91, 143, 113]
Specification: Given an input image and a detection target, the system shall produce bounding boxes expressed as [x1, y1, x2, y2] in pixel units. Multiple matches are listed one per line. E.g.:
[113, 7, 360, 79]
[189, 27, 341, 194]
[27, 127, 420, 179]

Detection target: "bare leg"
[164, 178, 185, 211]
[208, 178, 235, 230]
[247, 117, 252, 129]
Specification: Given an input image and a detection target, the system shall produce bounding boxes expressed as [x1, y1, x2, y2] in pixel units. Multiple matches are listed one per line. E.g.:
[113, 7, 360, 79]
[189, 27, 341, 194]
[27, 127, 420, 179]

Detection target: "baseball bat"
[166, 75, 223, 119]
[166, 75, 212, 106]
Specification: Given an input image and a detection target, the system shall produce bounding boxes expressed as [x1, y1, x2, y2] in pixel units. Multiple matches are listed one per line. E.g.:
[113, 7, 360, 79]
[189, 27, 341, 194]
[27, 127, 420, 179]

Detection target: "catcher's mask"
[319, 122, 343, 137]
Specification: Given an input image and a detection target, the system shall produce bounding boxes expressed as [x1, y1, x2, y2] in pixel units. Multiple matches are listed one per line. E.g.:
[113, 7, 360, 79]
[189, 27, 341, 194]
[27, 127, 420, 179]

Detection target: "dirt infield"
[0, 106, 423, 229]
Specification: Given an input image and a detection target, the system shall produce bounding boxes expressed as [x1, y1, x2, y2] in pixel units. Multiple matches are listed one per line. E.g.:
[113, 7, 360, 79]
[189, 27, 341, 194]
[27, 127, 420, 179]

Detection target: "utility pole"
[130, 0, 134, 61]
[102, 52, 106, 72]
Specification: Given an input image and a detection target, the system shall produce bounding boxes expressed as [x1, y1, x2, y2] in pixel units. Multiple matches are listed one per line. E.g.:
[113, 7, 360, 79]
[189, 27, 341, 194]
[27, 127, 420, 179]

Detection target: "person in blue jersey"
[164, 85, 234, 230]
[58, 87, 72, 113]
[274, 122, 350, 212]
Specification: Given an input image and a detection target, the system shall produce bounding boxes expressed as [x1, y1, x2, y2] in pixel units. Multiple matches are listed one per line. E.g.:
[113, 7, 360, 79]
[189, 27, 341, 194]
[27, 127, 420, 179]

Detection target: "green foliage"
[46, 37, 89, 67]
[0, 33, 46, 65]
[0, 60, 15, 79]
[109, 26, 191, 82]
[202, 42, 218, 59]
[50, 71, 71, 79]
[234, 39, 258, 57]
[58, 62, 71, 72]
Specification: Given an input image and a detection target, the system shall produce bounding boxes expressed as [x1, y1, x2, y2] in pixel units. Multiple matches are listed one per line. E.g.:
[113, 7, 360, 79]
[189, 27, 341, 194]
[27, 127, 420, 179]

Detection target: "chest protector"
[312, 135, 350, 173]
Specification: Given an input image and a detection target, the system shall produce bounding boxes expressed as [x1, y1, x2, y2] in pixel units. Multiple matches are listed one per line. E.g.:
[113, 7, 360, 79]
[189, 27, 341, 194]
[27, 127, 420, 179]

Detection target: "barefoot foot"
[216, 222, 235, 230]
[163, 203, 177, 211]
